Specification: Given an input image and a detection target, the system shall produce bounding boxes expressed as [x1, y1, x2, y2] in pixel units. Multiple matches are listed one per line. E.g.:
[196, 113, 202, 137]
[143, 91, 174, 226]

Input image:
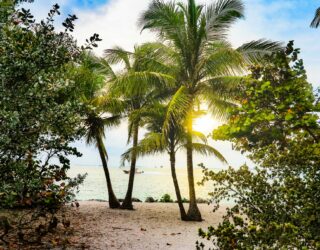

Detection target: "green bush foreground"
[197, 42, 320, 249]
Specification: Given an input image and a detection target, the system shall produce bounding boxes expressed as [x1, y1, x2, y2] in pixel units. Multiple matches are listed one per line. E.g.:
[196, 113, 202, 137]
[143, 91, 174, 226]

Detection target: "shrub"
[132, 198, 142, 202]
[159, 194, 173, 203]
[145, 197, 156, 203]
[197, 42, 320, 249]
[0, 2, 99, 210]
[0, 2, 100, 247]
[196, 198, 208, 204]
[181, 197, 189, 203]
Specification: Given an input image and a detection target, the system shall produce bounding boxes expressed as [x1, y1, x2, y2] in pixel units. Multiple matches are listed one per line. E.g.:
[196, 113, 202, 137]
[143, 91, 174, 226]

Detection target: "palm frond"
[121, 132, 165, 165]
[311, 7, 320, 28]
[94, 95, 127, 115]
[102, 115, 121, 128]
[192, 130, 207, 143]
[202, 91, 237, 121]
[139, 0, 188, 55]
[200, 41, 244, 79]
[84, 112, 106, 145]
[133, 43, 178, 75]
[186, 0, 201, 33]
[200, 76, 244, 100]
[84, 110, 121, 145]
[163, 86, 192, 135]
[237, 39, 283, 64]
[205, 0, 244, 40]
[104, 46, 132, 70]
[190, 143, 228, 164]
[98, 58, 117, 80]
[110, 71, 175, 97]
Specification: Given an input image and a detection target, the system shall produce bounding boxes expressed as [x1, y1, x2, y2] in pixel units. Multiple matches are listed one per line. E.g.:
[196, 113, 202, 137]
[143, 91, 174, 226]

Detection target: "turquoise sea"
[68, 166, 218, 202]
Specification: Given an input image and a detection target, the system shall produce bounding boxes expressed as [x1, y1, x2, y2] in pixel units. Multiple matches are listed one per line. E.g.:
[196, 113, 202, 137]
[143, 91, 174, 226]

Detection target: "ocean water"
[68, 166, 217, 202]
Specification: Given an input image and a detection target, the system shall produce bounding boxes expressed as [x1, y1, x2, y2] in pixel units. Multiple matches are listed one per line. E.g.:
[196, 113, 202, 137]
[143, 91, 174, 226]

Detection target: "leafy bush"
[145, 197, 156, 203]
[0, 2, 100, 210]
[0, 2, 101, 247]
[181, 197, 189, 203]
[196, 198, 208, 204]
[160, 194, 173, 203]
[197, 42, 320, 249]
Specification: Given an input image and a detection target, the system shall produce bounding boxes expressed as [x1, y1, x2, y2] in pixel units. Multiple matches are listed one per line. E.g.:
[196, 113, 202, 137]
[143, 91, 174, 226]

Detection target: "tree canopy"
[197, 41, 320, 249]
[0, 3, 100, 208]
[139, 0, 282, 221]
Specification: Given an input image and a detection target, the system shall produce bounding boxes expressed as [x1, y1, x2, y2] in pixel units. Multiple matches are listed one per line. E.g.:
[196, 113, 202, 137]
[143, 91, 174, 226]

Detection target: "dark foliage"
[0, 2, 102, 247]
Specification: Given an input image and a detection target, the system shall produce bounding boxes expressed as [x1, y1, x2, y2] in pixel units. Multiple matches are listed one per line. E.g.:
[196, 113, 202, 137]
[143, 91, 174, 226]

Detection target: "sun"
[193, 114, 220, 134]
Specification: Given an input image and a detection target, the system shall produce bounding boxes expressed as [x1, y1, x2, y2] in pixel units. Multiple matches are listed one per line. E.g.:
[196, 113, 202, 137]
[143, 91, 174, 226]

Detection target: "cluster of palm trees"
[75, 0, 281, 221]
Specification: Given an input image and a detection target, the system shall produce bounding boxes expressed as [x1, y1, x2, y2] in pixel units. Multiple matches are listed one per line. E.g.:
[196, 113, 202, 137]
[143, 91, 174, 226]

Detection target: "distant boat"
[123, 169, 144, 174]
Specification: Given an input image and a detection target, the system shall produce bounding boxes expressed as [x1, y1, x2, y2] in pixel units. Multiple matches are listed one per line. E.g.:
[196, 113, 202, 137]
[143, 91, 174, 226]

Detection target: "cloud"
[25, 0, 319, 168]
[226, 0, 320, 86]
[72, 0, 156, 55]
[25, 0, 319, 86]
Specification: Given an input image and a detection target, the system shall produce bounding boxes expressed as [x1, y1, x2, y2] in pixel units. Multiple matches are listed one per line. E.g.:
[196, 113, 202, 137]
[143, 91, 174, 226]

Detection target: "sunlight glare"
[193, 114, 221, 135]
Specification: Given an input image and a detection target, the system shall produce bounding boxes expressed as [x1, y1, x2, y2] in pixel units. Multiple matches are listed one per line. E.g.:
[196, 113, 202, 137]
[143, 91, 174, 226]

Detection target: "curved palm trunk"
[121, 123, 139, 210]
[186, 121, 202, 221]
[169, 148, 188, 221]
[97, 137, 120, 209]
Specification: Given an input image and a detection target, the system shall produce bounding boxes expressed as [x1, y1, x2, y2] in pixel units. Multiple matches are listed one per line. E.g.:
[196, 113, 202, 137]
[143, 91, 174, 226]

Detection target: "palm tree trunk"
[121, 123, 139, 210]
[169, 147, 188, 221]
[186, 118, 202, 221]
[97, 137, 120, 209]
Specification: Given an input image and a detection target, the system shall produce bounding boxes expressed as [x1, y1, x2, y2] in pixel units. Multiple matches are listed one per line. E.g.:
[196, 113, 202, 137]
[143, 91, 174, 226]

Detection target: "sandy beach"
[68, 201, 227, 250]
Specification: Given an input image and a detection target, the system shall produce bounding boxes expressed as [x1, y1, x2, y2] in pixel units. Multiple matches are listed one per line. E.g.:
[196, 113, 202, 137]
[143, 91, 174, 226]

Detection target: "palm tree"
[311, 7, 320, 28]
[73, 53, 122, 208]
[84, 108, 121, 208]
[104, 44, 174, 210]
[122, 104, 227, 220]
[139, 0, 282, 221]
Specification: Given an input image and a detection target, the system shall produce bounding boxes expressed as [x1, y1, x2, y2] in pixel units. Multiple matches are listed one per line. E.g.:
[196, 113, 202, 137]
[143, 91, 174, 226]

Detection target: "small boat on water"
[123, 169, 144, 174]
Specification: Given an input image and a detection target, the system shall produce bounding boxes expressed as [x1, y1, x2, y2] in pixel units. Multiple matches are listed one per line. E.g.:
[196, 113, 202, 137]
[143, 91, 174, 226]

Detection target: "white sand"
[69, 201, 227, 250]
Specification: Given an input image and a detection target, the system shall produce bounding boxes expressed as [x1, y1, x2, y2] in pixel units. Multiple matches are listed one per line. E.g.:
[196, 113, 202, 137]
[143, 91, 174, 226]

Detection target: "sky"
[22, 0, 320, 169]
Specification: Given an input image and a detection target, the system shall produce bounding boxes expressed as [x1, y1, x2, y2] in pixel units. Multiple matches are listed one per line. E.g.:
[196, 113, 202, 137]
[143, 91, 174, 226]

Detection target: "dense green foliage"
[0, 1, 34, 29]
[159, 193, 174, 203]
[1, 1, 319, 248]
[0, 4, 99, 209]
[197, 42, 320, 249]
[104, 44, 174, 209]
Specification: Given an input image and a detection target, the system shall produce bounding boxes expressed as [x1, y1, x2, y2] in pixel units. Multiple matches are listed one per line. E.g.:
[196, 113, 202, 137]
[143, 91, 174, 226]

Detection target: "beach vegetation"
[122, 103, 226, 220]
[139, 0, 282, 221]
[160, 194, 174, 203]
[1, 0, 319, 248]
[104, 44, 174, 210]
[0, 2, 100, 247]
[145, 197, 157, 203]
[181, 198, 189, 203]
[197, 42, 320, 249]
